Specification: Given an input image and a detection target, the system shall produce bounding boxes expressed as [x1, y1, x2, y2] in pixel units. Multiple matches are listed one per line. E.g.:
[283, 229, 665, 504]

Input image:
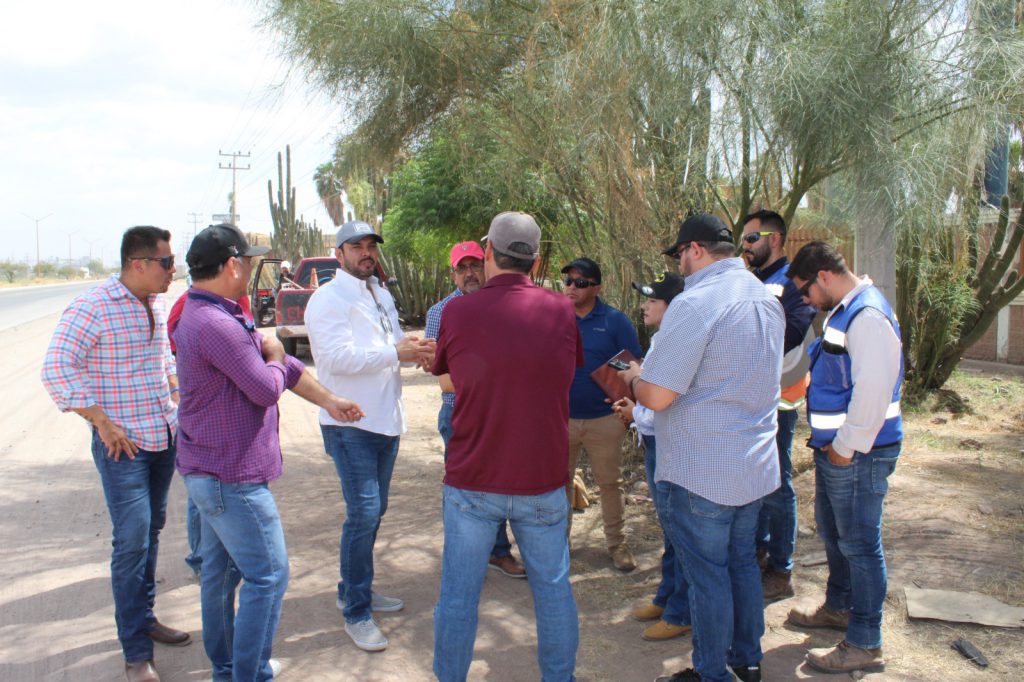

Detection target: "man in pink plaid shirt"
[42, 226, 190, 682]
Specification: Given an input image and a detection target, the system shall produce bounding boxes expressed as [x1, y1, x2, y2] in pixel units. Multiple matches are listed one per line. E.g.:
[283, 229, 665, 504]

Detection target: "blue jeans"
[434, 485, 578, 682]
[756, 408, 798, 572]
[321, 425, 400, 623]
[91, 428, 176, 662]
[657, 482, 763, 682]
[185, 495, 202, 574]
[438, 403, 512, 559]
[641, 435, 690, 626]
[814, 445, 899, 650]
[185, 475, 288, 682]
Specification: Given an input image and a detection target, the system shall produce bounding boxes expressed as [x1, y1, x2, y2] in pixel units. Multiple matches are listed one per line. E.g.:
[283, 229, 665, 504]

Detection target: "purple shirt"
[174, 289, 305, 483]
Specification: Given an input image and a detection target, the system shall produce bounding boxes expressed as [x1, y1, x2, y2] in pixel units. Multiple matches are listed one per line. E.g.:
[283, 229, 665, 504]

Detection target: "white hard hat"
[281, 261, 292, 270]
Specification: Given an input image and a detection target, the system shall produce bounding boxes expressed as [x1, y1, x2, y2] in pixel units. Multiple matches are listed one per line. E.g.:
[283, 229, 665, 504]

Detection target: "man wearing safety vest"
[785, 241, 903, 676]
[740, 210, 816, 604]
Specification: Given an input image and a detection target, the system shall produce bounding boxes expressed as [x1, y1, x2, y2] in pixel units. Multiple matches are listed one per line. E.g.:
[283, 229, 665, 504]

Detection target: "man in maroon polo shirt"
[431, 212, 582, 682]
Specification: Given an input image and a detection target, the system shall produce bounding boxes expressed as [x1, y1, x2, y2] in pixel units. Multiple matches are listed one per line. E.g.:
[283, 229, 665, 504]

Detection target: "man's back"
[435, 273, 581, 495]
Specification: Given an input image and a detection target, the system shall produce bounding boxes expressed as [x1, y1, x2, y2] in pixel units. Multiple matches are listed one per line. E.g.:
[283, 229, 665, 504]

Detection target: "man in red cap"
[425, 241, 526, 578]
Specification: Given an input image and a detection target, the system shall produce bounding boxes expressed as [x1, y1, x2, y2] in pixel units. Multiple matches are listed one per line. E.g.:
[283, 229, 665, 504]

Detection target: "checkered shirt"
[41, 275, 177, 450]
[641, 258, 784, 506]
[425, 289, 463, 407]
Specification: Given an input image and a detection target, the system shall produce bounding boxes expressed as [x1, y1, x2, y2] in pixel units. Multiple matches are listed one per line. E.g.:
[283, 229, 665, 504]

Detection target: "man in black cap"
[560, 256, 642, 571]
[620, 213, 784, 682]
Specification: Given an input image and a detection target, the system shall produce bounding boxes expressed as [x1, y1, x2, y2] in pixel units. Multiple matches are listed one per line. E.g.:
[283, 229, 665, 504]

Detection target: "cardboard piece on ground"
[800, 551, 828, 567]
[905, 587, 1024, 628]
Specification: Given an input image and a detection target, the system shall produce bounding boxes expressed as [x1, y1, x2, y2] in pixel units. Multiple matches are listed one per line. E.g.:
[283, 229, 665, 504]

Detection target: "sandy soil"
[1, 303, 1022, 681]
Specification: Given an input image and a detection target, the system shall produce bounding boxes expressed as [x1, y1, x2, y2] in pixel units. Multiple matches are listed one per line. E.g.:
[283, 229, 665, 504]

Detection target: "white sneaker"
[269, 659, 282, 677]
[344, 618, 388, 651]
[336, 591, 405, 613]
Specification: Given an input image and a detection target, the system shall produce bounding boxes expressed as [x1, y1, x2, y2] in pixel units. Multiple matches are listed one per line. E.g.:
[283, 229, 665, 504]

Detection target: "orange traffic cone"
[309, 268, 319, 289]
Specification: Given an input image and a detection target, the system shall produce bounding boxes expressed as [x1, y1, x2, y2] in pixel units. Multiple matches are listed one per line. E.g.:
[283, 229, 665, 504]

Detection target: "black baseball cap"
[560, 257, 602, 284]
[661, 213, 734, 255]
[187, 223, 270, 271]
[632, 272, 685, 303]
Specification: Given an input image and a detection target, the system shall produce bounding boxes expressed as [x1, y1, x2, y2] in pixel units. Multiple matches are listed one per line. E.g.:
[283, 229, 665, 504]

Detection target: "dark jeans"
[641, 435, 690, 626]
[815, 445, 899, 649]
[91, 428, 176, 662]
[657, 481, 764, 682]
[321, 425, 400, 624]
[756, 408, 798, 572]
[438, 402, 512, 558]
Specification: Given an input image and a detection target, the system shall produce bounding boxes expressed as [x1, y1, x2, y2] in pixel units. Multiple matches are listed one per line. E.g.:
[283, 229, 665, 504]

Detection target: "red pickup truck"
[251, 256, 339, 356]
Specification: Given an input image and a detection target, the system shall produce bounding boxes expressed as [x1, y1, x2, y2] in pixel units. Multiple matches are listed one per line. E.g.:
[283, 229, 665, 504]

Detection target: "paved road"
[0, 281, 102, 332]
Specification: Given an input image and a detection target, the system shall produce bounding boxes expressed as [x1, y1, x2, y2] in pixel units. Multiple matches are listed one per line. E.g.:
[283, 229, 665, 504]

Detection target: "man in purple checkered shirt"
[174, 224, 364, 682]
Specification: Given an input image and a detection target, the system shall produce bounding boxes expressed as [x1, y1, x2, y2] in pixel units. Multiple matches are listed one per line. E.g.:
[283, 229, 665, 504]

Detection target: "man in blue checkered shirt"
[425, 240, 526, 578]
[621, 214, 784, 682]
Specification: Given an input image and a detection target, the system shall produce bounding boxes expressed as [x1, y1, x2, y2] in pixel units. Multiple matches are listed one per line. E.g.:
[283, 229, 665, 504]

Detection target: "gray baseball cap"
[484, 211, 540, 258]
[336, 220, 383, 247]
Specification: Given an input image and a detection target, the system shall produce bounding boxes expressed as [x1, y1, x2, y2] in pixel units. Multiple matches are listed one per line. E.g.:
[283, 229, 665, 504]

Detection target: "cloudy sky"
[0, 0, 345, 267]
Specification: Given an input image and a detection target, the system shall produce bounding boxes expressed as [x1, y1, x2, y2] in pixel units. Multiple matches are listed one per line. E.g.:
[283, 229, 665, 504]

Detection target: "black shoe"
[654, 669, 701, 682]
[731, 663, 761, 682]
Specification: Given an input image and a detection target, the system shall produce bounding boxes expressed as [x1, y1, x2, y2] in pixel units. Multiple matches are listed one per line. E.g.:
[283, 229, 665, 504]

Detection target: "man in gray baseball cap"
[483, 211, 541, 259]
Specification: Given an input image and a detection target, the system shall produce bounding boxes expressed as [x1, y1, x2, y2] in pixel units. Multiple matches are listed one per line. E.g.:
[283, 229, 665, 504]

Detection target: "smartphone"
[607, 358, 631, 371]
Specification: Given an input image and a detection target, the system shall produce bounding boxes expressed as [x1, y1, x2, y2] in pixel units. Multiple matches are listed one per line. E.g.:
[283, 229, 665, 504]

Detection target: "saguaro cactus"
[269, 145, 327, 263]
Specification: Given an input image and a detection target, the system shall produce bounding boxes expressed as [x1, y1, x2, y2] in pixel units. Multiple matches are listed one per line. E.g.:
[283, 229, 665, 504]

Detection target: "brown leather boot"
[125, 660, 160, 682]
[806, 640, 885, 673]
[762, 567, 794, 603]
[610, 544, 636, 572]
[631, 602, 665, 622]
[148, 620, 191, 646]
[787, 602, 849, 630]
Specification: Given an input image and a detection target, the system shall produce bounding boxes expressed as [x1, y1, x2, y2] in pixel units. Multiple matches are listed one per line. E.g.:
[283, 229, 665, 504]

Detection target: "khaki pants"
[565, 413, 627, 549]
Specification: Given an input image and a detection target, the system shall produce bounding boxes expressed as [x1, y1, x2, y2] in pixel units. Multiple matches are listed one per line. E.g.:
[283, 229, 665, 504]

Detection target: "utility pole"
[62, 230, 77, 265]
[185, 212, 203, 255]
[21, 212, 52, 278]
[218, 151, 251, 226]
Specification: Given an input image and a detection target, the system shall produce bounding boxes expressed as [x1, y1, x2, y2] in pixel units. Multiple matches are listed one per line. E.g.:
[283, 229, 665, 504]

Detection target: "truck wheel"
[279, 334, 298, 357]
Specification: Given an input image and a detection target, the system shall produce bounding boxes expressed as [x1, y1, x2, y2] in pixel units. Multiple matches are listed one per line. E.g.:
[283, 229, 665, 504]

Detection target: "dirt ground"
[1, 300, 1022, 681]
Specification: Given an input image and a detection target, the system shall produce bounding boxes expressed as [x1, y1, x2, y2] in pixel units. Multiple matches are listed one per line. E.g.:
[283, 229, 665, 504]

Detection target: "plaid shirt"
[425, 289, 463, 407]
[174, 289, 305, 483]
[41, 275, 177, 450]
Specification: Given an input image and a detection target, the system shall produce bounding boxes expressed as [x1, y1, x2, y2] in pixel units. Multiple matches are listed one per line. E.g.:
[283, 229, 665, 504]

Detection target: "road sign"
[212, 214, 238, 223]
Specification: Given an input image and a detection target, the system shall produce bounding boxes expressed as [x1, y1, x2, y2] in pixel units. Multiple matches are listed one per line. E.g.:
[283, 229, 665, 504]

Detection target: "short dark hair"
[121, 225, 171, 269]
[743, 209, 787, 245]
[788, 240, 848, 281]
[493, 251, 535, 273]
[694, 240, 737, 259]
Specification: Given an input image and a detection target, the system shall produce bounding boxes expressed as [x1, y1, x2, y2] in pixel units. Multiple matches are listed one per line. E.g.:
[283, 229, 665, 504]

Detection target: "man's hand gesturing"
[324, 396, 365, 423]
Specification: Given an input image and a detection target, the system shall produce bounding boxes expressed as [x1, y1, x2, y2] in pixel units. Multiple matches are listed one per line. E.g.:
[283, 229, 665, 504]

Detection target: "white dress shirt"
[305, 268, 407, 436]
[827, 277, 903, 458]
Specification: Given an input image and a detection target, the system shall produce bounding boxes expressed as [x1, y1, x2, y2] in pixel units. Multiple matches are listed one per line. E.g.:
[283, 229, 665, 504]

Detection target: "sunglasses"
[741, 231, 775, 244]
[563, 276, 597, 289]
[670, 243, 693, 261]
[454, 261, 484, 274]
[130, 255, 175, 270]
[797, 276, 816, 297]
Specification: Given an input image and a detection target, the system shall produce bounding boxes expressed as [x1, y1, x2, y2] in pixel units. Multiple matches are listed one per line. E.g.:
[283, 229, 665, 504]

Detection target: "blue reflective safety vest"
[806, 285, 903, 449]
[762, 261, 814, 410]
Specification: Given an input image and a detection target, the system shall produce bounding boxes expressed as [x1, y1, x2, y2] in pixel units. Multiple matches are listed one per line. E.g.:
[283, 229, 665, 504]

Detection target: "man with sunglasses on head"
[43, 226, 189, 682]
[305, 220, 436, 652]
[560, 257, 643, 571]
[619, 213, 783, 682]
[784, 241, 902, 676]
[425, 241, 526, 579]
[740, 210, 816, 604]
[174, 223, 364, 682]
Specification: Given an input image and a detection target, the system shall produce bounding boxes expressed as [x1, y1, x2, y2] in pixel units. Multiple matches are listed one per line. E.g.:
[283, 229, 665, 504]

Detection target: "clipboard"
[589, 349, 640, 402]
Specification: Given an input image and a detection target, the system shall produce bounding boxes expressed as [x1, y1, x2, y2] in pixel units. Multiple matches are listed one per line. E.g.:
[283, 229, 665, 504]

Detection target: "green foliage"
[0, 260, 23, 283]
[378, 251, 450, 327]
[268, 145, 329, 263]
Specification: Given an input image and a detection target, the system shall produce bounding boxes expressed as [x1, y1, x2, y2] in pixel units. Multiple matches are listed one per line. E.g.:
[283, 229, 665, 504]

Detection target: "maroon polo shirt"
[433, 273, 583, 495]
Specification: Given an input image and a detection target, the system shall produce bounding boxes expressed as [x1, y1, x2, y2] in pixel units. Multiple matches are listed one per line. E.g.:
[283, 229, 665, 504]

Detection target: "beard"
[743, 247, 770, 269]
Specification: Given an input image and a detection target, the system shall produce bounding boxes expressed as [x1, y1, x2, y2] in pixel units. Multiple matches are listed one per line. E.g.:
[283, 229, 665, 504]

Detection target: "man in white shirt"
[785, 241, 903, 676]
[305, 221, 435, 652]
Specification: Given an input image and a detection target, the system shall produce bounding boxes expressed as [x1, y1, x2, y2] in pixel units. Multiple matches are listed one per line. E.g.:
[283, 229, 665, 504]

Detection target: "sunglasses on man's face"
[130, 255, 175, 270]
[563, 276, 597, 289]
[797, 276, 817, 298]
[670, 243, 693, 261]
[741, 231, 775, 244]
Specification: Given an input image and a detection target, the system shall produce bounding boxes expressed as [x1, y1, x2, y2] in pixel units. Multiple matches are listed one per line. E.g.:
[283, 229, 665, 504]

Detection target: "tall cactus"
[269, 145, 329, 262]
[901, 195, 1024, 397]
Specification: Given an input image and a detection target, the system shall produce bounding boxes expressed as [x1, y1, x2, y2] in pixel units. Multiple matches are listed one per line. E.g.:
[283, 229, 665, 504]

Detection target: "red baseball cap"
[449, 241, 484, 268]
